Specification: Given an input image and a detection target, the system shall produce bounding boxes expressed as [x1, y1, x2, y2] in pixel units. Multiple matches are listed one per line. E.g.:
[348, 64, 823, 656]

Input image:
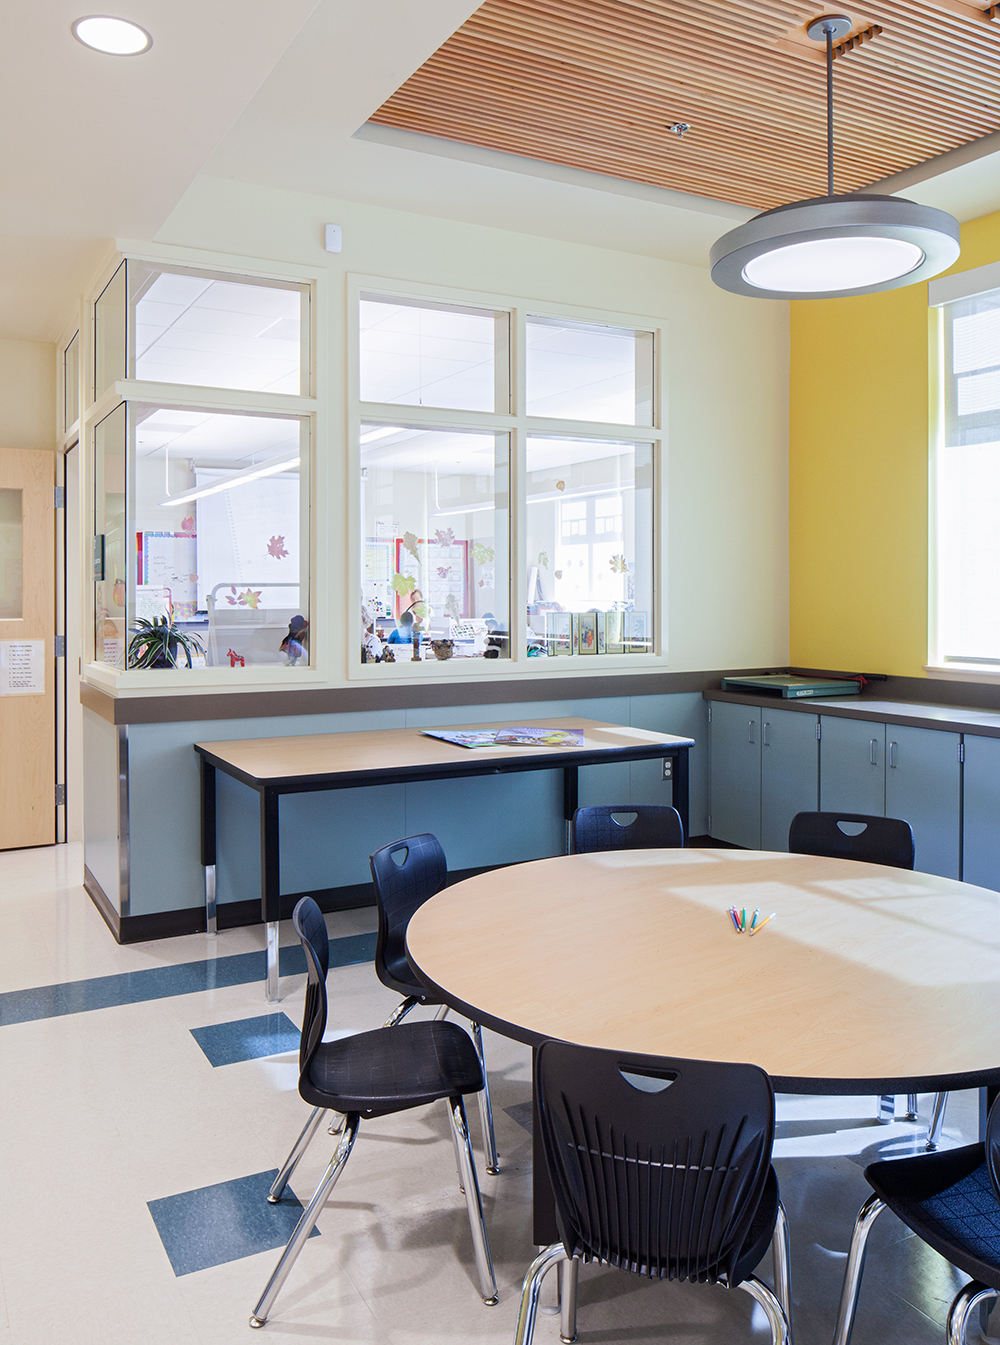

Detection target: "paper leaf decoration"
[267, 535, 289, 559]
[434, 527, 455, 547]
[537, 551, 549, 569]
[402, 531, 420, 562]
[391, 572, 416, 596]
[609, 554, 629, 575]
[472, 542, 494, 566]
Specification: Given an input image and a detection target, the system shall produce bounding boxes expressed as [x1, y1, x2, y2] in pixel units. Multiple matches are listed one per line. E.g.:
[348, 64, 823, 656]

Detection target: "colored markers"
[727, 907, 776, 936]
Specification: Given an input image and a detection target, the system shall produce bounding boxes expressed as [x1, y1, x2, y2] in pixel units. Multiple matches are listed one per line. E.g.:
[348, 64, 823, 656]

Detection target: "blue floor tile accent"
[0, 931, 375, 1027]
[148, 1169, 318, 1276]
[191, 1013, 300, 1067]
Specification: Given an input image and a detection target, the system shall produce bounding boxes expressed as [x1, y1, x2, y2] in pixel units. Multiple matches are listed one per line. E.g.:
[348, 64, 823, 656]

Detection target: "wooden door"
[0, 447, 54, 848]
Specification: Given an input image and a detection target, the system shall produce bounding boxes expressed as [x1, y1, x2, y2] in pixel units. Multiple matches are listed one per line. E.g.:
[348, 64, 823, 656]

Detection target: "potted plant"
[126, 616, 205, 669]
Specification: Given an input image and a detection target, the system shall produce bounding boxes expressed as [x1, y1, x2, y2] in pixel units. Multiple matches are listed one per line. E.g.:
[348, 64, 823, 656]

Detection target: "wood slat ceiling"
[369, 0, 1000, 211]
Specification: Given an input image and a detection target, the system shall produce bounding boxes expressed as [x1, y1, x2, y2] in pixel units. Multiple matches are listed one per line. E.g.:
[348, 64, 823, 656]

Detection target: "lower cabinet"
[963, 734, 1000, 891]
[710, 700, 964, 879]
[709, 701, 818, 850]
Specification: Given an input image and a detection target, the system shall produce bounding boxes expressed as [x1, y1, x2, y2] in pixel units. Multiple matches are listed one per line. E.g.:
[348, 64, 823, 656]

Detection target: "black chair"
[249, 897, 497, 1329]
[513, 1041, 792, 1345]
[572, 804, 685, 854]
[833, 1097, 1000, 1345]
[787, 810, 945, 1142]
[787, 811, 914, 870]
[369, 833, 498, 1173]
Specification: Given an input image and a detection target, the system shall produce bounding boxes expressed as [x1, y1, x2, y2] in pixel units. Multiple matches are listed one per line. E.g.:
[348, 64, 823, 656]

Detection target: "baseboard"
[84, 863, 512, 945]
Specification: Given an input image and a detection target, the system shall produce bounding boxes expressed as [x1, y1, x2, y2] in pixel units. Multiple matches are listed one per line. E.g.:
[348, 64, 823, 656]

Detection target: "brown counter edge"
[80, 667, 771, 726]
[704, 685, 1000, 738]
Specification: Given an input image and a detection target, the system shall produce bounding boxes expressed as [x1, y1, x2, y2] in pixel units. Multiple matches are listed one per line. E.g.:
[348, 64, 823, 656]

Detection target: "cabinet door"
[760, 709, 819, 852]
[709, 700, 761, 848]
[962, 735, 1000, 891]
[819, 716, 885, 816]
[884, 724, 960, 878]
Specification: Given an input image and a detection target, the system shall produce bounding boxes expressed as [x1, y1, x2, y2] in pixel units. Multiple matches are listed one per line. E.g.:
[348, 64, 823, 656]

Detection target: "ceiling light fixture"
[710, 13, 960, 300]
[71, 15, 152, 55]
[160, 455, 300, 508]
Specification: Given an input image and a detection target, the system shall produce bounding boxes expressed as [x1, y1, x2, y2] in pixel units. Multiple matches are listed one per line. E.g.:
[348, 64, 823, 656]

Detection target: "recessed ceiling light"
[71, 16, 152, 55]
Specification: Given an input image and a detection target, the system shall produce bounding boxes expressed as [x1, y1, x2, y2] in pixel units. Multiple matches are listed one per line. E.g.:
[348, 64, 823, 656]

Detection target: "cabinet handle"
[762, 722, 770, 747]
[749, 720, 755, 745]
[889, 741, 897, 768]
[870, 738, 878, 765]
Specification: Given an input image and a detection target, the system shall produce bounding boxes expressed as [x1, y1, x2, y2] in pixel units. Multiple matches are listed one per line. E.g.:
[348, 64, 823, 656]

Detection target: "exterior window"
[89, 257, 313, 675]
[935, 290, 1000, 666]
[356, 286, 658, 669]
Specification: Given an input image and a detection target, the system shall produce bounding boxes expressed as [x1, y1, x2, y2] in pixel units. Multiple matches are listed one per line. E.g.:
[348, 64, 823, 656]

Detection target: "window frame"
[347, 272, 665, 681]
[79, 243, 325, 692]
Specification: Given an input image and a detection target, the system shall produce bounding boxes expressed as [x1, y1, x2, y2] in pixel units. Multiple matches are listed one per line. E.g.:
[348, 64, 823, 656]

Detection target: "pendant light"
[710, 14, 960, 300]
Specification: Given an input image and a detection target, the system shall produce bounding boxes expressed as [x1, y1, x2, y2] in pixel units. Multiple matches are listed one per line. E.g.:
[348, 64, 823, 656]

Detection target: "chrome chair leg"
[772, 1198, 793, 1342]
[448, 1099, 466, 1194]
[514, 1243, 569, 1345]
[382, 994, 419, 1029]
[559, 1256, 580, 1343]
[327, 1111, 344, 1136]
[946, 1281, 996, 1345]
[832, 1193, 886, 1345]
[470, 1021, 499, 1174]
[250, 1114, 360, 1328]
[267, 1105, 327, 1203]
[739, 1275, 790, 1345]
[876, 1094, 895, 1124]
[448, 1096, 498, 1305]
[904, 1093, 919, 1121]
[435, 1003, 449, 1021]
[926, 1091, 949, 1149]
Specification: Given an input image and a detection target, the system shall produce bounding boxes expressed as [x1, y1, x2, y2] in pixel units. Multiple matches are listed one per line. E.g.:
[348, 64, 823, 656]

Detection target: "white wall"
[0, 338, 55, 452]
[153, 174, 790, 680]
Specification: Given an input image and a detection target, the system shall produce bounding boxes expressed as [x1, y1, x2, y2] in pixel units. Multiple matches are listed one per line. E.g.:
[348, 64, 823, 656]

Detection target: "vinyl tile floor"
[0, 841, 994, 1345]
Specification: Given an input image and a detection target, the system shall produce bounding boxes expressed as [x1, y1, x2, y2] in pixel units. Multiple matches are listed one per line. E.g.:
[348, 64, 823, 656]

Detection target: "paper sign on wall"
[0, 640, 45, 695]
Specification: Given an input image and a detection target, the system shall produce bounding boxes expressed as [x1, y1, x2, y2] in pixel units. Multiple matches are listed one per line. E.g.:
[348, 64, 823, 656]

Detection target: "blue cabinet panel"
[962, 734, 1000, 891]
[760, 709, 819, 852]
[710, 700, 761, 848]
[819, 716, 885, 816]
[884, 724, 960, 879]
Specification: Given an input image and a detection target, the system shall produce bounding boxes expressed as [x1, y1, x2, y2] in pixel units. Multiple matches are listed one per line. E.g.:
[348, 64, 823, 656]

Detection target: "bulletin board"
[394, 537, 470, 621]
[137, 532, 198, 619]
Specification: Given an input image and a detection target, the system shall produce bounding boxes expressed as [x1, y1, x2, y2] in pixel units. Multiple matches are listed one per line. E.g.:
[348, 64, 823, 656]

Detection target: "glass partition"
[93, 403, 309, 670]
[525, 315, 653, 425]
[129, 264, 308, 395]
[94, 263, 126, 401]
[0, 488, 23, 619]
[63, 332, 80, 430]
[360, 423, 509, 663]
[360, 294, 506, 412]
[525, 435, 653, 656]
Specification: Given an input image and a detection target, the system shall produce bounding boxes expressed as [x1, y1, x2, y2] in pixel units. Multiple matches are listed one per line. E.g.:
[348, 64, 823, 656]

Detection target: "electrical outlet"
[661, 758, 672, 780]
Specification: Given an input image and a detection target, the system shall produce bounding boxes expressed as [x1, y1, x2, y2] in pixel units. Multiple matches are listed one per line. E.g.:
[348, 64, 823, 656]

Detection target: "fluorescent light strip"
[160, 455, 300, 508]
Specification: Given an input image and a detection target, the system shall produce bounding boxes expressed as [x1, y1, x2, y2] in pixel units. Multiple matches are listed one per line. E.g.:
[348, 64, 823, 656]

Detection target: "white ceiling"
[5, 0, 1000, 345]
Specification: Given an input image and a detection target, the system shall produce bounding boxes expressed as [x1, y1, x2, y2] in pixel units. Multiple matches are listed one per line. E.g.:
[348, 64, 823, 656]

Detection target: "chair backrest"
[292, 897, 330, 1079]
[369, 833, 448, 996]
[788, 811, 914, 869]
[535, 1040, 774, 1286]
[985, 1095, 1000, 1204]
[572, 805, 685, 855]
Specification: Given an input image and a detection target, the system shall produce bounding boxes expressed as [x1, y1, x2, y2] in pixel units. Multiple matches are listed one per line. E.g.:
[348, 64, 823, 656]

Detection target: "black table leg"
[199, 758, 217, 935]
[563, 766, 578, 853]
[673, 747, 690, 841]
[531, 1047, 558, 1246]
[260, 787, 281, 1002]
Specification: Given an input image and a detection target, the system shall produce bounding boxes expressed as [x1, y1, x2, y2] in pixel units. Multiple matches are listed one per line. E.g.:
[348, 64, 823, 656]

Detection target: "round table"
[406, 848, 1000, 1095]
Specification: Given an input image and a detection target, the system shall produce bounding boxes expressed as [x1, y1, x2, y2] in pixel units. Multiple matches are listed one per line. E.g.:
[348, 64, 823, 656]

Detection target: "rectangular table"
[194, 717, 695, 1000]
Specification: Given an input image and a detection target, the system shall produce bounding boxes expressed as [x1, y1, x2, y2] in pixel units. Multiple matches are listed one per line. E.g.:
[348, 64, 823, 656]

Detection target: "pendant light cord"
[826, 26, 835, 196]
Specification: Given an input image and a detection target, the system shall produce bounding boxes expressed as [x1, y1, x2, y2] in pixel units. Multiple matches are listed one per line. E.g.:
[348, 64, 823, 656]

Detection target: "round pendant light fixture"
[710, 14, 960, 300]
[71, 15, 153, 55]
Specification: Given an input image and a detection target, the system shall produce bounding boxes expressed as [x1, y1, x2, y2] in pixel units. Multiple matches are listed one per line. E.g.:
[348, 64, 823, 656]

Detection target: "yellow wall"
[790, 208, 1000, 677]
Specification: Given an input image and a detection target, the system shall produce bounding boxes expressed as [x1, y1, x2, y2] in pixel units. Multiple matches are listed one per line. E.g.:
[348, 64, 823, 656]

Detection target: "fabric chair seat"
[303, 1019, 485, 1119]
[865, 1142, 1000, 1291]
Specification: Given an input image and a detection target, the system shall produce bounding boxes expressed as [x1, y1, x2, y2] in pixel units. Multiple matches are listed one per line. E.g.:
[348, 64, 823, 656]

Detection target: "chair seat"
[302, 1019, 484, 1118]
[379, 944, 431, 1001]
[865, 1141, 1000, 1291]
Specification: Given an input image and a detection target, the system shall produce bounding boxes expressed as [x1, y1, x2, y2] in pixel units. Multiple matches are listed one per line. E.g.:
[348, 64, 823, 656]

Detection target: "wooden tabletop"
[406, 848, 1000, 1093]
[194, 717, 694, 786]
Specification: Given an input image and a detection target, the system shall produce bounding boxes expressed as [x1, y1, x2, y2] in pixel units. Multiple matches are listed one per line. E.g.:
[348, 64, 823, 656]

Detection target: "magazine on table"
[421, 726, 586, 749]
[420, 728, 501, 749]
